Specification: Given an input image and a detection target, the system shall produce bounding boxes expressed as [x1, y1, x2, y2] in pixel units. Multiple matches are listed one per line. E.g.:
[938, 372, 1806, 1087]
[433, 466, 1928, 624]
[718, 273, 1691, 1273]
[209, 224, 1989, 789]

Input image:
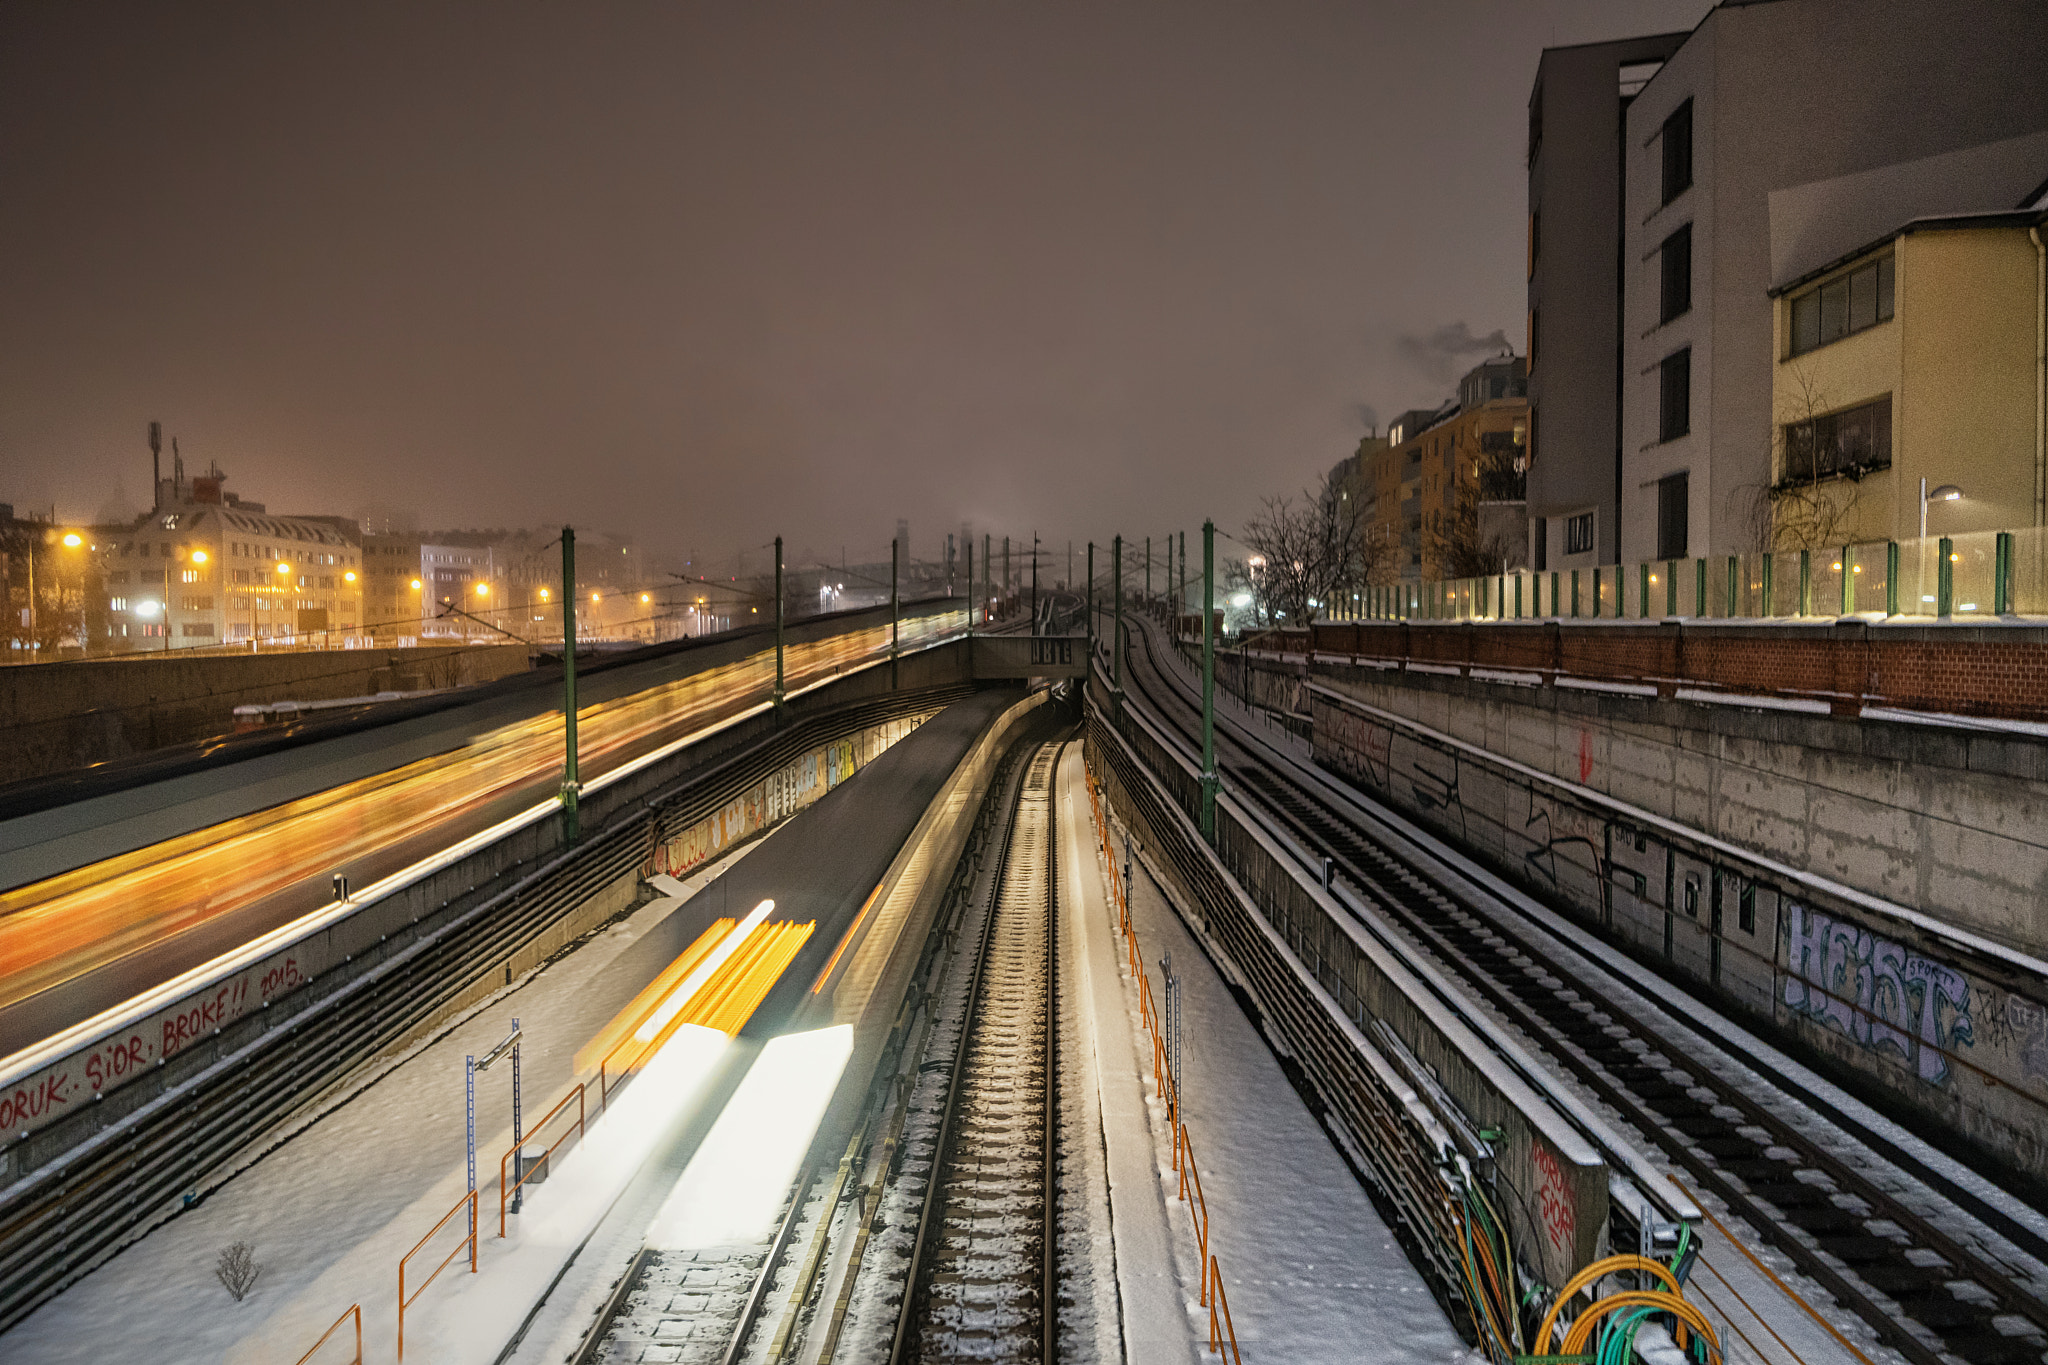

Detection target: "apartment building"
[1764, 132, 2048, 547]
[1617, 0, 2048, 564]
[102, 464, 362, 647]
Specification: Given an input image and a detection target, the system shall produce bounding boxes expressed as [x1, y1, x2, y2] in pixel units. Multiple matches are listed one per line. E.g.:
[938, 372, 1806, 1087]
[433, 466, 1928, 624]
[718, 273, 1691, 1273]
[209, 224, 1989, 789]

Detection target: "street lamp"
[1919, 479, 1963, 540]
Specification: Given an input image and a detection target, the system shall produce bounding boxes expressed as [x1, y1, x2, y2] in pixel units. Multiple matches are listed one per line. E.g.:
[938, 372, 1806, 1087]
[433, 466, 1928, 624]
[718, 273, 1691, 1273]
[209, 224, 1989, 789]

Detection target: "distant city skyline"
[1, 1, 1711, 566]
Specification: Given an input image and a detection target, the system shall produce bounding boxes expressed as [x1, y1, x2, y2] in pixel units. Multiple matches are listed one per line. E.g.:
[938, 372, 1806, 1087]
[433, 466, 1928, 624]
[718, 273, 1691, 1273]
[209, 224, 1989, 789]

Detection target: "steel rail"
[1121, 608, 2048, 1365]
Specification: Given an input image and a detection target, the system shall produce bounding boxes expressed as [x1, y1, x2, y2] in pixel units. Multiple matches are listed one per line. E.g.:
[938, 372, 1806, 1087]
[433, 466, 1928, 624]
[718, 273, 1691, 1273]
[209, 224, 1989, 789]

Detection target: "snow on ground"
[0, 841, 767, 1365]
[1055, 746, 1474, 1364]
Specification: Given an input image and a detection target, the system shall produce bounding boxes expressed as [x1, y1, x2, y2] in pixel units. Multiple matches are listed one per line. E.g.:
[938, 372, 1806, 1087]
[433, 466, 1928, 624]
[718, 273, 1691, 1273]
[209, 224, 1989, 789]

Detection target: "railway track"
[892, 739, 1061, 1365]
[1119, 613, 2048, 1365]
[0, 684, 970, 1341]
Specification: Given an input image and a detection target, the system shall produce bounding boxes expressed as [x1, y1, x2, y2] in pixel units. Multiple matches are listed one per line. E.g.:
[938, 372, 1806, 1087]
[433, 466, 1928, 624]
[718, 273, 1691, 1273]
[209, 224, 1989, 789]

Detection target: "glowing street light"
[190, 549, 208, 563]
[343, 570, 357, 583]
[640, 592, 651, 604]
[277, 562, 292, 575]
[410, 578, 423, 590]
[61, 532, 82, 548]
[474, 581, 490, 597]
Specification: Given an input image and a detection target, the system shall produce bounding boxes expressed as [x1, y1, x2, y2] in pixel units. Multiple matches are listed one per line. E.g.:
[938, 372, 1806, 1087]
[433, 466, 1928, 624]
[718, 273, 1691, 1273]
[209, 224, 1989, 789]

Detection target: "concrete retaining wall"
[0, 645, 533, 785]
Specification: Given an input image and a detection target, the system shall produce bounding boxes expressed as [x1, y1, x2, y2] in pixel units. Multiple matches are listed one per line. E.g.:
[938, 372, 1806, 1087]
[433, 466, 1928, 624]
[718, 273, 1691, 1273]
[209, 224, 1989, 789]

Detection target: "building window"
[1659, 349, 1690, 442]
[1784, 395, 1892, 483]
[1660, 99, 1693, 205]
[1565, 511, 1594, 556]
[1789, 255, 1893, 356]
[183, 622, 216, 637]
[181, 569, 200, 584]
[109, 597, 127, 612]
[1659, 223, 1691, 324]
[108, 570, 129, 585]
[1656, 472, 1689, 560]
[180, 596, 214, 612]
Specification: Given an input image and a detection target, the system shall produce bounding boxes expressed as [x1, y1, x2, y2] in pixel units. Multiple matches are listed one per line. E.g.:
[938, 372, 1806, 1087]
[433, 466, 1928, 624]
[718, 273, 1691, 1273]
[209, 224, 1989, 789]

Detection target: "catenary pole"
[774, 535, 785, 708]
[1112, 535, 1123, 707]
[1201, 520, 1218, 841]
[891, 537, 900, 689]
[561, 527, 580, 843]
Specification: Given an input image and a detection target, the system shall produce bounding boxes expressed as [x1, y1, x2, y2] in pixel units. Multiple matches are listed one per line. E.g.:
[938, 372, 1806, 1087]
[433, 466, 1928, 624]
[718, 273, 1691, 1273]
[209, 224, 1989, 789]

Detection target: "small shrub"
[215, 1241, 261, 1301]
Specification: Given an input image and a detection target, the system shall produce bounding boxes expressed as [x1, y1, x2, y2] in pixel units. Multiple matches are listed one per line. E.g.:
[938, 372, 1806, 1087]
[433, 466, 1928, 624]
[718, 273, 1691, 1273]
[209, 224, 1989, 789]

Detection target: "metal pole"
[1087, 542, 1095, 657]
[1179, 531, 1187, 636]
[1201, 521, 1218, 841]
[465, 1056, 477, 1196]
[891, 537, 900, 688]
[1003, 536, 1010, 615]
[1030, 532, 1039, 630]
[1112, 535, 1123, 704]
[1145, 535, 1152, 607]
[561, 528, 579, 843]
[965, 539, 974, 640]
[1166, 533, 1174, 624]
[983, 534, 991, 624]
[774, 535, 786, 707]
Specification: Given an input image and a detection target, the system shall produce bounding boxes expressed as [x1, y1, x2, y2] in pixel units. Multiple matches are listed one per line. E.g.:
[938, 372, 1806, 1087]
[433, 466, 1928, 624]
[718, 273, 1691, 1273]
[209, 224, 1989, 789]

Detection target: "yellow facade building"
[1768, 208, 2048, 547]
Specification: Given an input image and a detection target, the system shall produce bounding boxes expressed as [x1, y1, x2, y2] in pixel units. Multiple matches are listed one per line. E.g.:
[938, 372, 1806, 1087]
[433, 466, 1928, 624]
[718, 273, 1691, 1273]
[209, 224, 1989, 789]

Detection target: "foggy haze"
[1, 2, 1711, 568]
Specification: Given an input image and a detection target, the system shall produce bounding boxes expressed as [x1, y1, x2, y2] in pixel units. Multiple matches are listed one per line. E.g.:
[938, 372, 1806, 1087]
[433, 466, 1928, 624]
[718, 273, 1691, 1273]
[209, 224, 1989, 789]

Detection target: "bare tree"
[1735, 365, 1866, 552]
[1424, 439, 1522, 578]
[1238, 471, 1383, 625]
[215, 1242, 261, 1302]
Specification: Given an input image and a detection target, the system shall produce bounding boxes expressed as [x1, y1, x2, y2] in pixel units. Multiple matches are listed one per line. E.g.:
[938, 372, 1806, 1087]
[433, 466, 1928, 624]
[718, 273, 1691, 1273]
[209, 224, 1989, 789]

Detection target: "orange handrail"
[1085, 764, 1244, 1357]
[398, 1188, 477, 1362]
[500, 1081, 587, 1237]
[293, 1303, 362, 1365]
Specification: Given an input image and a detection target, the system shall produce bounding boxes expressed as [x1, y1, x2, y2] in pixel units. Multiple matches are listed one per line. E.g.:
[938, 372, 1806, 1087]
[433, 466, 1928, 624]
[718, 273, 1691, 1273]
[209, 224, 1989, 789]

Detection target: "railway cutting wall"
[1220, 650, 2048, 1188]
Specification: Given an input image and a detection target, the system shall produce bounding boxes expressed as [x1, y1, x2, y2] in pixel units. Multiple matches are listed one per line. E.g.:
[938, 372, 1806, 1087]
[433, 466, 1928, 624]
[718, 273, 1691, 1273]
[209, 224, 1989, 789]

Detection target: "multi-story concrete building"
[102, 463, 362, 648]
[1616, 0, 2048, 565]
[1525, 30, 1690, 574]
[1363, 358, 1530, 582]
[1763, 132, 2048, 549]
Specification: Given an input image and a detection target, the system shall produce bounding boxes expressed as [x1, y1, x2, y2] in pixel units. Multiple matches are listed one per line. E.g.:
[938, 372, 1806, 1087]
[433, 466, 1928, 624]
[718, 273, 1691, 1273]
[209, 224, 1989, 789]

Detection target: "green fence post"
[1640, 563, 1651, 619]
[1761, 552, 1774, 617]
[1798, 548, 1811, 618]
[1996, 531, 2013, 615]
[1515, 574, 1524, 619]
[1695, 558, 1705, 618]
[1886, 541, 1899, 616]
[1938, 537, 1954, 618]
[1570, 569, 1580, 618]
[1667, 560, 1678, 618]
[1592, 566, 1602, 618]
[1841, 545, 1854, 615]
[1726, 556, 1738, 619]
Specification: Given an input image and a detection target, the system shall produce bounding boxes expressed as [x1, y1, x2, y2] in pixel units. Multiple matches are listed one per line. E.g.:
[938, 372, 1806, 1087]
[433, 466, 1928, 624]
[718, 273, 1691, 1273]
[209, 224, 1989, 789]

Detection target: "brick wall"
[1302, 620, 2048, 722]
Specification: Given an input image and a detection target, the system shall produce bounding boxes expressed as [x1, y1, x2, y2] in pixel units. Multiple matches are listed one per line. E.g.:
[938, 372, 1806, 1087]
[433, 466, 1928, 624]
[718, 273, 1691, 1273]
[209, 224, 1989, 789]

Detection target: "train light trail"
[635, 899, 775, 1043]
[517, 1022, 730, 1245]
[643, 1025, 853, 1250]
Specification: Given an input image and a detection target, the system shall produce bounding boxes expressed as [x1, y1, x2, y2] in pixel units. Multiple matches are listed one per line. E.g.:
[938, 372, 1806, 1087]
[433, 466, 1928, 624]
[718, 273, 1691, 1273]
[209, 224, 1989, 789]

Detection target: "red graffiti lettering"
[258, 958, 304, 1000]
[83, 1035, 150, 1091]
[1533, 1142, 1575, 1254]
[0, 1071, 72, 1131]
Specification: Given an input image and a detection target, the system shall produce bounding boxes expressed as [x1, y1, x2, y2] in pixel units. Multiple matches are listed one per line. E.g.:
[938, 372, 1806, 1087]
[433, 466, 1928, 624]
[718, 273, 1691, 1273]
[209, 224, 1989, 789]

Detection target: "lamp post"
[1919, 478, 1963, 540]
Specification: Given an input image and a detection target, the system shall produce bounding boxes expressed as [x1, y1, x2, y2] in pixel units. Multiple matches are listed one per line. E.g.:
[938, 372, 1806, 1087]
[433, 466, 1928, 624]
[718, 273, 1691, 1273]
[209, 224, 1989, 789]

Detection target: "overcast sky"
[2, 1, 1712, 572]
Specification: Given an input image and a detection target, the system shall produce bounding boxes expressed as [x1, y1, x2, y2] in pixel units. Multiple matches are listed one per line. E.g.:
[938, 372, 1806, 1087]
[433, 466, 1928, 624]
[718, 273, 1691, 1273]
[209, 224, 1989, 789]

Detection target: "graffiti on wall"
[1781, 903, 1976, 1085]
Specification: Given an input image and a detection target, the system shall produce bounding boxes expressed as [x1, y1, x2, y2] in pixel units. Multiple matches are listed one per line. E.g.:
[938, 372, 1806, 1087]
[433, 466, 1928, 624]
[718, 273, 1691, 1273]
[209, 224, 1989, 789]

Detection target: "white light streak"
[635, 898, 776, 1043]
[644, 1025, 853, 1250]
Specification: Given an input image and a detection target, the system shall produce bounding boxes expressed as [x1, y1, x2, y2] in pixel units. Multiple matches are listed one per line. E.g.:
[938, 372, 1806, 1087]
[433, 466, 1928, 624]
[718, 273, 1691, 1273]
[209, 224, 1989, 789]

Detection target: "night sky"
[2, 2, 1710, 571]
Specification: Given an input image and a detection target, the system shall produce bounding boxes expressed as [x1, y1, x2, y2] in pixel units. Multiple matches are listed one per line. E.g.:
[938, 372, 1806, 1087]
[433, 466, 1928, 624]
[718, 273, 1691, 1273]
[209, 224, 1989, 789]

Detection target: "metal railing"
[292, 1303, 362, 1365]
[1084, 767, 1243, 1361]
[398, 1189, 477, 1361]
[1338, 525, 2048, 623]
[499, 1083, 587, 1238]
